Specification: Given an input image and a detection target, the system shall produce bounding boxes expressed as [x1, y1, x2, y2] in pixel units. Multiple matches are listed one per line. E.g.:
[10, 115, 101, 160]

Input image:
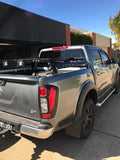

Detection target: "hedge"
[71, 31, 93, 45]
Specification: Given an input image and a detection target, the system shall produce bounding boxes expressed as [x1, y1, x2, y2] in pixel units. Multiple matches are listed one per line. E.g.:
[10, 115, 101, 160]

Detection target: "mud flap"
[65, 118, 82, 138]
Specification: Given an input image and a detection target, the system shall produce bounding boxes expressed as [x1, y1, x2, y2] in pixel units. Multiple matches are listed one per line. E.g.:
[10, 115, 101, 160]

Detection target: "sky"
[0, 0, 120, 43]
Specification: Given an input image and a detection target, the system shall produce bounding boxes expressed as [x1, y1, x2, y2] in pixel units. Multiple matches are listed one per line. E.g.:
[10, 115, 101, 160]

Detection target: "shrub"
[71, 31, 93, 45]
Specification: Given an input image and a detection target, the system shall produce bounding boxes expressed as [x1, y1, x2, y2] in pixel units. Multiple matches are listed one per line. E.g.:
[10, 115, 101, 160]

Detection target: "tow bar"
[0, 128, 9, 134]
[0, 122, 13, 136]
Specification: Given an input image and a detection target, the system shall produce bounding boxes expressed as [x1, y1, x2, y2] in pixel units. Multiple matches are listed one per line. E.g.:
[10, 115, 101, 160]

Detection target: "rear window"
[40, 49, 85, 61]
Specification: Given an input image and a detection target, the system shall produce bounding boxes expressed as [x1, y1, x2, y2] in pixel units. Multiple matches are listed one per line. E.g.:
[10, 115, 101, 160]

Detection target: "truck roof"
[39, 45, 100, 55]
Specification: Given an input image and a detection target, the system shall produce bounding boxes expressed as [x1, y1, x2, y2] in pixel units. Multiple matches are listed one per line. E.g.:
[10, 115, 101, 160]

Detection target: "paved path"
[0, 92, 120, 160]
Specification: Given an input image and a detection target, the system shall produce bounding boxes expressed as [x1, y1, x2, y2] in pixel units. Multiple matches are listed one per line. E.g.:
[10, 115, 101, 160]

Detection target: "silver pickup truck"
[0, 45, 119, 139]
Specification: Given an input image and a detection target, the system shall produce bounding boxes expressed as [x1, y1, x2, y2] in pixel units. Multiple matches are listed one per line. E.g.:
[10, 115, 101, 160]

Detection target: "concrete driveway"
[0, 92, 120, 160]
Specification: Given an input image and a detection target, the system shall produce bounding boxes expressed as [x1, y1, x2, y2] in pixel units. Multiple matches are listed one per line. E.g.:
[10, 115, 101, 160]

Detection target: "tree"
[108, 11, 120, 48]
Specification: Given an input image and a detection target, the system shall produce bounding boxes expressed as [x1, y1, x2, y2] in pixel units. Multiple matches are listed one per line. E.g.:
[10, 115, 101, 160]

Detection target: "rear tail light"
[40, 86, 47, 96]
[49, 87, 56, 112]
[40, 98, 48, 113]
[39, 86, 58, 119]
[41, 113, 51, 118]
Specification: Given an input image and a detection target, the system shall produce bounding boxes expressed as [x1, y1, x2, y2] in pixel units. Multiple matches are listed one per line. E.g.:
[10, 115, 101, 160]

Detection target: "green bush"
[71, 31, 93, 45]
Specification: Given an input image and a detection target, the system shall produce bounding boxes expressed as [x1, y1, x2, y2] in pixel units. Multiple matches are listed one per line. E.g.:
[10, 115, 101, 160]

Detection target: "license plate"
[0, 122, 13, 131]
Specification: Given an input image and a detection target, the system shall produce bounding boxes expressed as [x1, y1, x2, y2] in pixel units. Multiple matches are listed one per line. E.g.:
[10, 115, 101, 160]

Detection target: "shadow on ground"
[22, 92, 120, 160]
[23, 127, 120, 160]
[23, 130, 82, 160]
[0, 132, 20, 152]
[1, 92, 120, 160]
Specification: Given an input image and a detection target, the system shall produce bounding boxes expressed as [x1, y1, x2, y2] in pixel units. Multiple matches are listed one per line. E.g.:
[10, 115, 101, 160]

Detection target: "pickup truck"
[0, 45, 119, 139]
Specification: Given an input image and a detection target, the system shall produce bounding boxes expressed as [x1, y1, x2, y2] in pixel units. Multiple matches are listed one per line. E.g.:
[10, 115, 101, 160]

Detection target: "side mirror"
[104, 60, 111, 65]
[111, 58, 118, 64]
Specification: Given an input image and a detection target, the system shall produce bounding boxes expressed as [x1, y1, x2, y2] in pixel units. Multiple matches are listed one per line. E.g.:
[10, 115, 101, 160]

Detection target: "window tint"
[61, 49, 85, 59]
[40, 49, 85, 60]
[91, 49, 102, 67]
[100, 50, 109, 65]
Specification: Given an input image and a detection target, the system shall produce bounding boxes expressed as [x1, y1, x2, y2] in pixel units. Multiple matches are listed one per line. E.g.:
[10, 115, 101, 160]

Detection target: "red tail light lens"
[40, 86, 58, 119]
[49, 87, 56, 112]
[41, 113, 51, 118]
[40, 86, 47, 96]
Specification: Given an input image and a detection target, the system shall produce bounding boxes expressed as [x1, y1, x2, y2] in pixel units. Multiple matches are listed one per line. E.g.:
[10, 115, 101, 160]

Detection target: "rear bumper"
[0, 111, 54, 139]
[20, 124, 54, 139]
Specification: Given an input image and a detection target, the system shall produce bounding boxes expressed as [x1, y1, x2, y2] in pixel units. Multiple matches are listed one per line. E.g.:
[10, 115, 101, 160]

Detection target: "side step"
[96, 88, 115, 107]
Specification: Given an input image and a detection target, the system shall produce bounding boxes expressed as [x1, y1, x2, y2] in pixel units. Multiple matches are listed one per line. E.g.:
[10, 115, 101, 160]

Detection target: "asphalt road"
[1, 91, 120, 160]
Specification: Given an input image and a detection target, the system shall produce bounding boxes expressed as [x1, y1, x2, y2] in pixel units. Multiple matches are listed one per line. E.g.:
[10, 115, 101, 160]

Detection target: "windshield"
[40, 49, 85, 61]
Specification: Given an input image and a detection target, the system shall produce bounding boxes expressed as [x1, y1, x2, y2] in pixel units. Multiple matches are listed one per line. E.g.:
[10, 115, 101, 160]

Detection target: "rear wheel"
[114, 79, 120, 94]
[80, 98, 95, 138]
[114, 85, 119, 94]
[114, 73, 120, 94]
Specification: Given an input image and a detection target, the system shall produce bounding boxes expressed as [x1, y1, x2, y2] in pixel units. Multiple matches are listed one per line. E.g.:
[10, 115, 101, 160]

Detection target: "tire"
[114, 74, 120, 94]
[114, 85, 119, 94]
[80, 98, 95, 138]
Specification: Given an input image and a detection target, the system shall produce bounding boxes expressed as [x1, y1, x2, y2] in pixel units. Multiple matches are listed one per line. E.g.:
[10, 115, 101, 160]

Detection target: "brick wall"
[108, 38, 112, 58]
[87, 32, 96, 46]
[65, 25, 71, 46]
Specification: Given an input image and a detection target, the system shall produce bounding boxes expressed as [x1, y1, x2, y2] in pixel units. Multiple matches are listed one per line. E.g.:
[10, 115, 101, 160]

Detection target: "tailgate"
[0, 74, 41, 121]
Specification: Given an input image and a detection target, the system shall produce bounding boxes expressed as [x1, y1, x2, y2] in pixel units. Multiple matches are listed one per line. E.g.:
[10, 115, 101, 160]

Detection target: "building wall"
[96, 33, 112, 58]
[70, 26, 87, 34]
[97, 46, 108, 53]
[87, 32, 96, 46]
[0, 2, 67, 46]
[87, 32, 112, 58]
[96, 33, 110, 47]
[66, 25, 71, 46]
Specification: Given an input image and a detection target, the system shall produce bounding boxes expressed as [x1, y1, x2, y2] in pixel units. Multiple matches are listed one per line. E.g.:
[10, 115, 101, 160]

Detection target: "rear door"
[0, 75, 41, 121]
[90, 49, 110, 97]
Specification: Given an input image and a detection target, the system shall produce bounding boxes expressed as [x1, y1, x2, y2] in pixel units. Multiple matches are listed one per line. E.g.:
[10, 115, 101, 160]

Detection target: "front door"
[90, 49, 110, 98]
[99, 49, 113, 90]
